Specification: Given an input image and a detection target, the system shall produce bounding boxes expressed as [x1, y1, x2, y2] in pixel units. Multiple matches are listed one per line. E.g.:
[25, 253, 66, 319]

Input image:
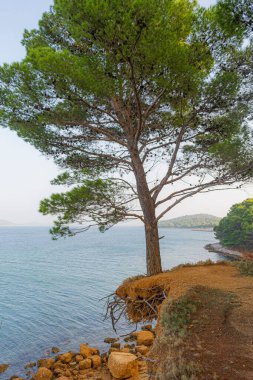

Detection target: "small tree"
[215, 199, 253, 250]
[0, 0, 253, 275]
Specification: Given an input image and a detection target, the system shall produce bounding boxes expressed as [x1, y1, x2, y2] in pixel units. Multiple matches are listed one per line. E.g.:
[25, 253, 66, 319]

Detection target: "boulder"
[101, 353, 108, 363]
[33, 367, 53, 380]
[121, 348, 130, 353]
[111, 342, 121, 349]
[64, 369, 72, 377]
[135, 345, 149, 355]
[75, 355, 84, 363]
[79, 359, 92, 370]
[141, 324, 152, 331]
[136, 331, 154, 346]
[104, 337, 119, 344]
[80, 344, 98, 358]
[58, 352, 74, 363]
[90, 355, 101, 369]
[37, 358, 55, 369]
[53, 368, 64, 376]
[109, 347, 120, 354]
[53, 361, 67, 370]
[51, 346, 60, 354]
[0, 364, 9, 374]
[108, 352, 138, 379]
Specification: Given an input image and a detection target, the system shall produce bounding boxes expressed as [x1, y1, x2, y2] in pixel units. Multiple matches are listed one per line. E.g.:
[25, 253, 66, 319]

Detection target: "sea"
[0, 226, 223, 378]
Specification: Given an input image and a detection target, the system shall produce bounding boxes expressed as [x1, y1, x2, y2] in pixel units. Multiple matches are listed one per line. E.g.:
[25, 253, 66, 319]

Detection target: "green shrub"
[215, 199, 253, 250]
[160, 294, 199, 337]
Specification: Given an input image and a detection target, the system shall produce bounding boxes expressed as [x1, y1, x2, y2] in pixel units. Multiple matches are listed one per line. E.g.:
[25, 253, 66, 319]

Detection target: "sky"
[0, 0, 252, 225]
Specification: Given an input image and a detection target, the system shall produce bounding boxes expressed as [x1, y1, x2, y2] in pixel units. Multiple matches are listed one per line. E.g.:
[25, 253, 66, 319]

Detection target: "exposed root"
[104, 285, 167, 331]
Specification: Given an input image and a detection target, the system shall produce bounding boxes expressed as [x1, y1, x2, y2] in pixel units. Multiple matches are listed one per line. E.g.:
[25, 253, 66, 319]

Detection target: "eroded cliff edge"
[116, 262, 253, 379]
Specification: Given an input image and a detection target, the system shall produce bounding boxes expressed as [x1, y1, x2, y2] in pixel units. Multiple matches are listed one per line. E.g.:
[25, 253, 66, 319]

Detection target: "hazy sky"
[0, 0, 252, 225]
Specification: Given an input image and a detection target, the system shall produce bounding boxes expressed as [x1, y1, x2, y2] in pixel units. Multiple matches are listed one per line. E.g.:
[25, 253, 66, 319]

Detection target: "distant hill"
[0, 219, 16, 226]
[159, 214, 221, 229]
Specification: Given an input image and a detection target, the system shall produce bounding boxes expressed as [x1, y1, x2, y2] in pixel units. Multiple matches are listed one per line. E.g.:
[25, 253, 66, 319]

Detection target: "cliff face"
[116, 262, 253, 379]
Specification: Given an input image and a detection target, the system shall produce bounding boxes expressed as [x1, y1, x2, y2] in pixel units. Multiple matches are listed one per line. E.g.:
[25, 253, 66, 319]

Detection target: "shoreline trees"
[215, 199, 253, 250]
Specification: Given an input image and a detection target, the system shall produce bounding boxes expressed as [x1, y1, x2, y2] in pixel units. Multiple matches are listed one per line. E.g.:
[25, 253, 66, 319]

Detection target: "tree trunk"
[145, 221, 162, 276]
[130, 147, 163, 276]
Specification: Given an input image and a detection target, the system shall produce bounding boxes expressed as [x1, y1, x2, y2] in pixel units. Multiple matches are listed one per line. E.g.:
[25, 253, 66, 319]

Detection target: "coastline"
[3, 261, 253, 380]
[205, 242, 253, 261]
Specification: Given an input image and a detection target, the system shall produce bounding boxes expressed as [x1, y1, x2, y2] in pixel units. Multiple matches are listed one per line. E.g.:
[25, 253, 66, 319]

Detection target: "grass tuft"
[236, 260, 253, 276]
[162, 356, 200, 380]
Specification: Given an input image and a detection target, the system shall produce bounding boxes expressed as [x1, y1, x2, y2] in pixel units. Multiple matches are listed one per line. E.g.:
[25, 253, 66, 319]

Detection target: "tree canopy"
[215, 199, 253, 250]
[0, 0, 253, 274]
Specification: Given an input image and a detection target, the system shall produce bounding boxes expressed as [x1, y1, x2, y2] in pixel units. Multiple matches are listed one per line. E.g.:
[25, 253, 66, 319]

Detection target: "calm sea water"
[0, 226, 221, 378]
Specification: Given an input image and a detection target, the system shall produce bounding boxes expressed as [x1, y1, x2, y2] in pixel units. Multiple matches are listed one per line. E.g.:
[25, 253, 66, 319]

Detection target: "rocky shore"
[4, 326, 155, 380]
[3, 261, 253, 380]
[205, 242, 253, 260]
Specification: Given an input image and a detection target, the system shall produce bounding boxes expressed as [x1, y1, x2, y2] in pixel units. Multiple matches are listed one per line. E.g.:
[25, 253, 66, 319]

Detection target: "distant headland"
[0, 219, 17, 226]
[159, 214, 221, 229]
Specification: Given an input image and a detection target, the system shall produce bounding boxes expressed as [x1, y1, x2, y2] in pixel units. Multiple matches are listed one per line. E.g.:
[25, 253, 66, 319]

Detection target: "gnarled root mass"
[104, 285, 167, 331]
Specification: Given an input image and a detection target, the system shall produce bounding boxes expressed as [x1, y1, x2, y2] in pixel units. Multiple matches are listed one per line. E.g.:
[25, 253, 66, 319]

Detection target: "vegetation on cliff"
[1, 0, 253, 275]
[215, 198, 253, 251]
[159, 214, 220, 229]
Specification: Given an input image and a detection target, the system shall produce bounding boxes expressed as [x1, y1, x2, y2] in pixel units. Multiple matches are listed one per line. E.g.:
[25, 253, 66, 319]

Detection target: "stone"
[53, 368, 64, 375]
[53, 361, 67, 370]
[141, 324, 152, 331]
[33, 367, 53, 380]
[80, 344, 94, 358]
[90, 355, 101, 369]
[37, 358, 55, 369]
[109, 347, 120, 354]
[135, 345, 149, 355]
[24, 362, 36, 369]
[124, 335, 134, 342]
[121, 348, 130, 353]
[104, 337, 119, 344]
[111, 342, 121, 349]
[65, 369, 72, 377]
[131, 332, 139, 339]
[51, 346, 60, 354]
[59, 352, 74, 363]
[108, 352, 138, 379]
[0, 364, 9, 374]
[136, 331, 154, 346]
[101, 352, 108, 363]
[79, 359, 92, 370]
[75, 355, 84, 363]
[90, 347, 100, 355]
